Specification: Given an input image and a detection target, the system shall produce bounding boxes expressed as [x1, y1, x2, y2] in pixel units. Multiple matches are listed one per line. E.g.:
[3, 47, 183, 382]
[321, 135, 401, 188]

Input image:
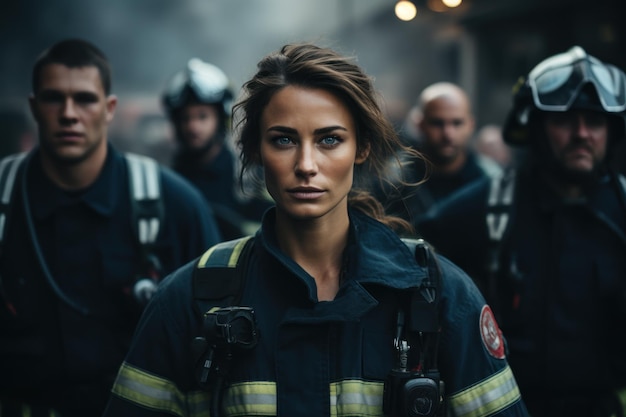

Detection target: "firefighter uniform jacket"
[104, 208, 528, 417]
[417, 168, 626, 416]
[0, 145, 222, 417]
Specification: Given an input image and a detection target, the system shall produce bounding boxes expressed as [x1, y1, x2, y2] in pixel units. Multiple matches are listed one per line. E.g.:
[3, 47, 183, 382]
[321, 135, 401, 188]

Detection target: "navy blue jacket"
[104, 208, 528, 417]
[173, 145, 240, 214]
[0, 145, 222, 417]
[173, 145, 272, 240]
[418, 167, 626, 416]
[378, 151, 501, 227]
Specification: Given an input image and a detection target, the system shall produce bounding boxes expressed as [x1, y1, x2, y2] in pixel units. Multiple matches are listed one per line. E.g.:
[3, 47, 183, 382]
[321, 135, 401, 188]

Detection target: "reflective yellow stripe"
[197, 245, 218, 268]
[222, 380, 383, 417]
[223, 381, 276, 416]
[330, 380, 384, 417]
[197, 236, 253, 269]
[449, 365, 521, 417]
[111, 362, 211, 417]
[227, 237, 252, 267]
[113, 364, 517, 417]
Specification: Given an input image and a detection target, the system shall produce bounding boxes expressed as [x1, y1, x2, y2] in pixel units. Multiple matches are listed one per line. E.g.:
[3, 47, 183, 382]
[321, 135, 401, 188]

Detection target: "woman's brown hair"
[233, 43, 424, 233]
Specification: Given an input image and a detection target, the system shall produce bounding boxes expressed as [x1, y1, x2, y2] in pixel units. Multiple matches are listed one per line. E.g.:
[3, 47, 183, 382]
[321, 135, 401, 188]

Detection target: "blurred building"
[342, 0, 624, 171]
[354, 0, 623, 130]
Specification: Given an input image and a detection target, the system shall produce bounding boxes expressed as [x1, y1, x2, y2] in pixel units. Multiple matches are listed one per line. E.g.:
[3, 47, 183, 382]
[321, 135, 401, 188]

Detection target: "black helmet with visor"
[162, 58, 234, 119]
[503, 46, 626, 145]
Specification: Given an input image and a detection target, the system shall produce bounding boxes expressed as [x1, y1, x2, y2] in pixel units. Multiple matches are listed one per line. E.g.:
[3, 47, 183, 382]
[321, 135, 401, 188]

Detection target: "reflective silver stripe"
[449, 365, 522, 417]
[139, 218, 160, 245]
[619, 174, 626, 195]
[223, 381, 276, 416]
[487, 169, 515, 207]
[0, 153, 26, 203]
[0, 214, 6, 244]
[486, 213, 509, 241]
[126, 153, 159, 200]
[0, 153, 27, 242]
[486, 169, 516, 241]
[111, 362, 211, 417]
[331, 380, 384, 416]
[125, 153, 161, 244]
[222, 379, 384, 417]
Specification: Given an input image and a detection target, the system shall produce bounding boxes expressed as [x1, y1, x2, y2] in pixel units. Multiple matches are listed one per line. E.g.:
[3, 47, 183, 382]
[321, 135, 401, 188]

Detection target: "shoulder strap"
[124, 153, 163, 249]
[484, 168, 517, 321]
[0, 152, 28, 248]
[193, 236, 255, 315]
[476, 154, 504, 179]
[400, 238, 441, 373]
[486, 168, 516, 242]
[618, 173, 626, 196]
[401, 238, 440, 330]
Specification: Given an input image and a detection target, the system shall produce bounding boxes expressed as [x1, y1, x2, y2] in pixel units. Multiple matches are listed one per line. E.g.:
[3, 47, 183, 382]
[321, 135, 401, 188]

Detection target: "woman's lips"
[288, 188, 325, 199]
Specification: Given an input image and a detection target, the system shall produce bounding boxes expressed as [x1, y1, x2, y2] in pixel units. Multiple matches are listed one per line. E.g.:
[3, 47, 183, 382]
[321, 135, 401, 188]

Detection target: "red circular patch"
[479, 305, 505, 359]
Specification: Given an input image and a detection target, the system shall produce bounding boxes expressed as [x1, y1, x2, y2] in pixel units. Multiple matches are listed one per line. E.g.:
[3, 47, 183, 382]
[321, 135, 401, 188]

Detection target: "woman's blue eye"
[321, 136, 340, 146]
[273, 137, 293, 146]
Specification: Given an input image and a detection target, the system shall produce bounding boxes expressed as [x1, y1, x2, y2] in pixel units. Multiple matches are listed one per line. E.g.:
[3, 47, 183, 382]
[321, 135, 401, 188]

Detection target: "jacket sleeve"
[436, 256, 529, 417]
[103, 263, 211, 417]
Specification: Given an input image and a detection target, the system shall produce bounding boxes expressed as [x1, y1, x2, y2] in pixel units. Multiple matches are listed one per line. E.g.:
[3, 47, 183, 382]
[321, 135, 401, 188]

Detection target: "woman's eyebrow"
[266, 125, 348, 134]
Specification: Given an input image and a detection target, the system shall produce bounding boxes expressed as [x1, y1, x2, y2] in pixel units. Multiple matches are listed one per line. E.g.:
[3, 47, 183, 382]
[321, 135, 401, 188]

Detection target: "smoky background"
[1, 0, 623, 164]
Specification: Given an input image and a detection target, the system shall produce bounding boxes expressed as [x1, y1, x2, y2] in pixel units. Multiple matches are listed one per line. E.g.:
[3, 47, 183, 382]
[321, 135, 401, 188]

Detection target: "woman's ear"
[355, 143, 370, 165]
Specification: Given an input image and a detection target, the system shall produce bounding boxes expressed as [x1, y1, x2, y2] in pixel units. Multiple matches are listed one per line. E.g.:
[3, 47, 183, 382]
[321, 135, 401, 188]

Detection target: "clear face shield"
[528, 46, 626, 113]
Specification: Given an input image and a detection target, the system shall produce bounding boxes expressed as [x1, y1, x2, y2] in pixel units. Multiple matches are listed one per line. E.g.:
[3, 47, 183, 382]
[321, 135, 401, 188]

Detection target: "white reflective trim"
[487, 213, 509, 241]
[0, 214, 5, 241]
[619, 174, 626, 195]
[487, 169, 515, 207]
[486, 169, 516, 242]
[450, 365, 522, 417]
[1, 153, 26, 204]
[147, 217, 159, 243]
[222, 379, 384, 416]
[126, 153, 161, 244]
[126, 153, 160, 200]
[112, 362, 189, 417]
[138, 218, 160, 244]
[126, 153, 146, 201]
[141, 156, 160, 199]
[331, 391, 383, 407]
[139, 219, 148, 244]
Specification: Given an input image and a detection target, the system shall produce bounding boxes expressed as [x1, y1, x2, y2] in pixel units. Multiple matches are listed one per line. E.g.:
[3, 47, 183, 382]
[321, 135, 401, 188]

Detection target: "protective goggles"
[164, 58, 231, 110]
[527, 46, 626, 113]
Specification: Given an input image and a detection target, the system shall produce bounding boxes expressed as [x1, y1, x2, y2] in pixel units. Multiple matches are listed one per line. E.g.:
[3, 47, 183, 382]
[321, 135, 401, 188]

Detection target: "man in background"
[417, 46, 626, 417]
[377, 82, 501, 227]
[162, 58, 273, 240]
[0, 39, 222, 417]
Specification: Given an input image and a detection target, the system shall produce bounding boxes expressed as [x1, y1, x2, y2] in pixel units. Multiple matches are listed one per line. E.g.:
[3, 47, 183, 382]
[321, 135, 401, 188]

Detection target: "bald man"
[378, 82, 502, 229]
